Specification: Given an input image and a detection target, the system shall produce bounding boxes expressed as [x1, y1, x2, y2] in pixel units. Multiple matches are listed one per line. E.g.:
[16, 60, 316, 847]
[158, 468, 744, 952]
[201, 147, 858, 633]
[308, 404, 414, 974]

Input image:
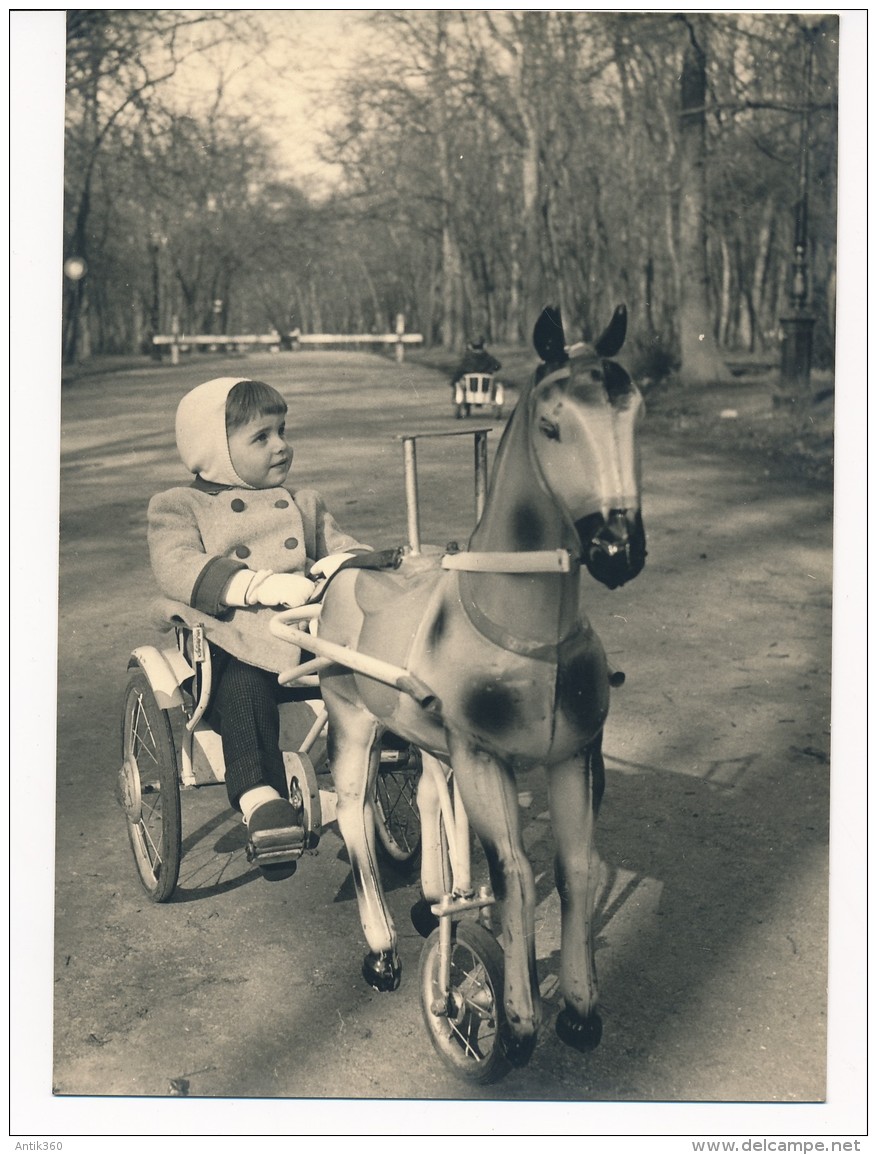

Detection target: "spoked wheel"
[374, 742, 422, 872]
[118, 668, 182, 902]
[419, 920, 511, 1084]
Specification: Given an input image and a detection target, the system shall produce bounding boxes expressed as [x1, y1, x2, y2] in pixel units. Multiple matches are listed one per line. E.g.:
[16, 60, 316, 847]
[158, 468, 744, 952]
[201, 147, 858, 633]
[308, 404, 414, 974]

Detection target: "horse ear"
[594, 304, 627, 358]
[533, 306, 566, 363]
[603, 358, 633, 402]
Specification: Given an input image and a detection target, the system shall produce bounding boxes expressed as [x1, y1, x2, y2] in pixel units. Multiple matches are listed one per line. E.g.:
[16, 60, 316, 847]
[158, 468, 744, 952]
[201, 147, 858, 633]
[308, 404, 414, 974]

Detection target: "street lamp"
[777, 17, 823, 407]
[63, 256, 87, 282]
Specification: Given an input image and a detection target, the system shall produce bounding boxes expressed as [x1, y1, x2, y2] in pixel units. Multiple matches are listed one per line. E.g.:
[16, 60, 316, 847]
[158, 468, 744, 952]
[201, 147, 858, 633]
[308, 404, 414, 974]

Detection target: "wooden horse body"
[318, 304, 646, 1064]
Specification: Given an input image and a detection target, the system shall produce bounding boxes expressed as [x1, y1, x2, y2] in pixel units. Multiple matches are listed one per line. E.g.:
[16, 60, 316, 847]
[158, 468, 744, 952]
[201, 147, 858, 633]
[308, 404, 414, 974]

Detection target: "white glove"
[309, 552, 357, 580]
[247, 572, 316, 608]
[222, 568, 267, 608]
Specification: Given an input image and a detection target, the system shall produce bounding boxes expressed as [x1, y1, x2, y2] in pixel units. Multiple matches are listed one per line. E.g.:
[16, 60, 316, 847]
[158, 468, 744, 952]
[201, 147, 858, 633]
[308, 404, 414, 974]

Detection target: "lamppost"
[63, 256, 88, 365]
[777, 18, 822, 407]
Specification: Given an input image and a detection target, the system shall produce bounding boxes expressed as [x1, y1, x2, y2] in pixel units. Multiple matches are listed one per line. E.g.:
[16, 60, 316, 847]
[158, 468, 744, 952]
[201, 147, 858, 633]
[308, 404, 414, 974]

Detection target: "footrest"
[245, 782, 308, 864]
[246, 827, 306, 865]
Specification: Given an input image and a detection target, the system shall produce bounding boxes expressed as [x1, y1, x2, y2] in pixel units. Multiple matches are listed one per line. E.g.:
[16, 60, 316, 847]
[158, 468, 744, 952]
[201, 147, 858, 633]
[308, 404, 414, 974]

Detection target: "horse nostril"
[576, 509, 646, 589]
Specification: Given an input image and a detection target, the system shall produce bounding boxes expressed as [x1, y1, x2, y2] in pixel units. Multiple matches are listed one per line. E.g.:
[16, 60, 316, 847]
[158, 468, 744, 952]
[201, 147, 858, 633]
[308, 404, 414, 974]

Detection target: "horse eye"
[538, 416, 560, 441]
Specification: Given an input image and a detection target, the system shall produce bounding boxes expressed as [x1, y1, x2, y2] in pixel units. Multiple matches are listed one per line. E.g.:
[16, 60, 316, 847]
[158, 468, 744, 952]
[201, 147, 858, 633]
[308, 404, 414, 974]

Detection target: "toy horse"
[318, 303, 646, 1065]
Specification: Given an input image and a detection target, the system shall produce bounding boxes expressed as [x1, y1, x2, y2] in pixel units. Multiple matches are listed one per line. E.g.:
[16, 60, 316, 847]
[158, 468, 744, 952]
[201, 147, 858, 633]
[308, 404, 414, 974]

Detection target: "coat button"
[284, 537, 299, 550]
[235, 546, 251, 559]
[231, 498, 246, 512]
[275, 499, 289, 509]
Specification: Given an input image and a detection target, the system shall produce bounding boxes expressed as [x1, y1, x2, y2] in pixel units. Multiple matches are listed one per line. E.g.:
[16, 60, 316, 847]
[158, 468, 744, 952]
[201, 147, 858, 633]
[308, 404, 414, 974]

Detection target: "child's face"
[227, 411, 292, 488]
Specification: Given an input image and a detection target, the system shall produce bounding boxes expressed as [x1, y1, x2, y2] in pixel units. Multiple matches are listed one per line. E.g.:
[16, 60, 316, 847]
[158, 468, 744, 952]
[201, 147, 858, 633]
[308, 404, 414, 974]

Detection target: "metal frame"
[274, 427, 500, 1012]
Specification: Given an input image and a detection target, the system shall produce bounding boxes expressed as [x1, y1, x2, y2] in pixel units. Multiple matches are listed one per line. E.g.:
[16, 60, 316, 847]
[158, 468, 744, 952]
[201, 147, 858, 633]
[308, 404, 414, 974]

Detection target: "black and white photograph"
[10, 7, 867, 1147]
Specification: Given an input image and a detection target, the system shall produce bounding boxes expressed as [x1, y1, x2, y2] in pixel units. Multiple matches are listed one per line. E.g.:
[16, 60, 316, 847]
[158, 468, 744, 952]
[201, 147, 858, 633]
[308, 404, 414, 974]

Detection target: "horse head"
[530, 304, 647, 589]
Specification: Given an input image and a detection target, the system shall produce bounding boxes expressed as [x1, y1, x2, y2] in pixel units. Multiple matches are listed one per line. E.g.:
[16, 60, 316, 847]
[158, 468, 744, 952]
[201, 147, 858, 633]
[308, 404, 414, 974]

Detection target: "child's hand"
[309, 552, 357, 580]
[249, 573, 316, 607]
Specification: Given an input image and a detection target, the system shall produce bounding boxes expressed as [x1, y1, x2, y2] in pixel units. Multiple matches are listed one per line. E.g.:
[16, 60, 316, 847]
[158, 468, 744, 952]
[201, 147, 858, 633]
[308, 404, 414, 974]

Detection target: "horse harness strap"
[537, 365, 572, 388]
[317, 546, 573, 581]
[456, 585, 580, 663]
[536, 344, 597, 389]
[441, 549, 574, 574]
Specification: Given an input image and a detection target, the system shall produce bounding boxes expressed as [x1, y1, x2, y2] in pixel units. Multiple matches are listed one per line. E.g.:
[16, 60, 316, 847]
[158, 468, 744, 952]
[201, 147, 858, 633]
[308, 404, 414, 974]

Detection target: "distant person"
[450, 336, 502, 397]
[147, 376, 371, 879]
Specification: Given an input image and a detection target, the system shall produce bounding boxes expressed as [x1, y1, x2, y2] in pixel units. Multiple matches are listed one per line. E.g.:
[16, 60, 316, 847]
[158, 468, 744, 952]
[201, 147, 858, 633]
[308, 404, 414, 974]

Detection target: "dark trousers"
[205, 647, 299, 810]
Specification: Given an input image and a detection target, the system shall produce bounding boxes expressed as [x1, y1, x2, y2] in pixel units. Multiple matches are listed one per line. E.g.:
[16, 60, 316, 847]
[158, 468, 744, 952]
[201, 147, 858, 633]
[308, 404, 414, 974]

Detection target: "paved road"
[24, 350, 853, 1133]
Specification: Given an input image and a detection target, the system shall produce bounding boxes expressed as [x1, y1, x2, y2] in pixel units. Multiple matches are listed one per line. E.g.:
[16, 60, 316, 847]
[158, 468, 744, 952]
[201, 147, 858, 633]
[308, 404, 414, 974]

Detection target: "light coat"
[148, 479, 368, 672]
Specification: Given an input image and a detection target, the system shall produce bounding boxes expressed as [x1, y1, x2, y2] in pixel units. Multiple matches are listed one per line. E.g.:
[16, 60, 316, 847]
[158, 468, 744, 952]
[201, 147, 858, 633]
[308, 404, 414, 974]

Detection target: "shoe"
[245, 797, 305, 873]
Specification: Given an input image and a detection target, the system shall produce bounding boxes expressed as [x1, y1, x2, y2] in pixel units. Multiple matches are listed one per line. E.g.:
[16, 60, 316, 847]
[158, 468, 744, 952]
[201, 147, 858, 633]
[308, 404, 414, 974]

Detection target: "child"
[449, 336, 502, 398]
[148, 376, 371, 880]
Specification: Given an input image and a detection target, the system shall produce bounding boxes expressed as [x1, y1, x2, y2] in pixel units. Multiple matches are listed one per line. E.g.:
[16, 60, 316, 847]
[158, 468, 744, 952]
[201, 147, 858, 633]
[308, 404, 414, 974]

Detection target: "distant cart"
[453, 372, 504, 420]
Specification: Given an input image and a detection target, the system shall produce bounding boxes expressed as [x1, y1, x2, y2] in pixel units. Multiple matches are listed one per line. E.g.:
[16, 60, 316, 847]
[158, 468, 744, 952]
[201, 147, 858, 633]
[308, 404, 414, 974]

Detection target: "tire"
[374, 743, 422, 871]
[419, 920, 511, 1084]
[119, 668, 182, 902]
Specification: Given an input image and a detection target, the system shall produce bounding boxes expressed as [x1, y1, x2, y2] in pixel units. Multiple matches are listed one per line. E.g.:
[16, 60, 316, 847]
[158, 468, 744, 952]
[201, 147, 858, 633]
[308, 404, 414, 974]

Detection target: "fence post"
[395, 313, 405, 363]
[170, 314, 180, 365]
[401, 436, 421, 554]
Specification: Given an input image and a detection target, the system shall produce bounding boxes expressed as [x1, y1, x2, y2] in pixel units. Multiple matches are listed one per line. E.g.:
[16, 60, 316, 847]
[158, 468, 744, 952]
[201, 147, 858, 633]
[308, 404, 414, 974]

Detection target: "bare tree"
[64, 11, 837, 379]
[675, 16, 731, 384]
[63, 9, 267, 363]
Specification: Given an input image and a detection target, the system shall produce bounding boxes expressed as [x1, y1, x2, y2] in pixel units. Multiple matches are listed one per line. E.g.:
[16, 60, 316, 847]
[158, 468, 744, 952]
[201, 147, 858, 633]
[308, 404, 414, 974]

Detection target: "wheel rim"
[374, 762, 421, 862]
[421, 927, 505, 1076]
[123, 684, 168, 888]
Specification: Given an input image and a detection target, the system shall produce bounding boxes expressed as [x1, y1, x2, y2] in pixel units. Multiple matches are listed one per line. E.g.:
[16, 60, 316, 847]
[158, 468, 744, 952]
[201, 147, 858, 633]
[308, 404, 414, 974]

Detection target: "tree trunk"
[750, 199, 775, 351]
[517, 64, 544, 336]
[434, 14, 465, 348]
[504, 240, 521, 343]
[440, 217, 465, 349]
[677, 20, 730, 384]
[718, 233, 732, 346]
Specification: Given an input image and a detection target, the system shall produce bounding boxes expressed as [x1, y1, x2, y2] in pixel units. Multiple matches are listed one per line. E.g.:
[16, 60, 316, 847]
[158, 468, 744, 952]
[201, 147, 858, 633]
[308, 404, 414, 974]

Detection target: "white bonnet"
[175, 377, 251, 488]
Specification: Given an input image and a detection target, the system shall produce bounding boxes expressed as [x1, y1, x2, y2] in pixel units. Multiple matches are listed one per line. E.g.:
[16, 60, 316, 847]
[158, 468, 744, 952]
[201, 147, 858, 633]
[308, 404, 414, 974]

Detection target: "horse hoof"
[410, 898, 439, 938]
[556, 1005, 603, 1052]
[362, 950, 402, 992]
[503, 1031, 537, 1069]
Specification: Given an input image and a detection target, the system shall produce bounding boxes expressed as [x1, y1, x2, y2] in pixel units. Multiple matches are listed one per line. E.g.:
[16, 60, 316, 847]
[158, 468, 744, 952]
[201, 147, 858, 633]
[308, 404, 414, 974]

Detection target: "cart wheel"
[374, 744, 422, 872]
[119, 668, 182, 902]
[419, 920, 511, 1084]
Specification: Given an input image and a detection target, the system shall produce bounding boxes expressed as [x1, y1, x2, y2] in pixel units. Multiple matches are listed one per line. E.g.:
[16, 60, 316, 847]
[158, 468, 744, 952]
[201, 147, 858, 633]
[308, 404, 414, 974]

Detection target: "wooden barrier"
[153, 320, 424, 364]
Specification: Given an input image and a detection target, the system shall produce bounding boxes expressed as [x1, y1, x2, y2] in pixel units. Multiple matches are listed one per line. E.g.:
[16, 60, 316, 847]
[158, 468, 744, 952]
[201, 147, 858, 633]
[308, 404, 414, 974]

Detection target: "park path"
[44, 351, 836, 1127]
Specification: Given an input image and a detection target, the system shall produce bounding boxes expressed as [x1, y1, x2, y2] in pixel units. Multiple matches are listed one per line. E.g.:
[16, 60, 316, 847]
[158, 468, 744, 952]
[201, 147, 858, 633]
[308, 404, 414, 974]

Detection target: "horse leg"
[324, 689, 401, 992]
[410, 751, 451, 938]
[445, 732, 540, 1067]
[547, 736, 606, 1051]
